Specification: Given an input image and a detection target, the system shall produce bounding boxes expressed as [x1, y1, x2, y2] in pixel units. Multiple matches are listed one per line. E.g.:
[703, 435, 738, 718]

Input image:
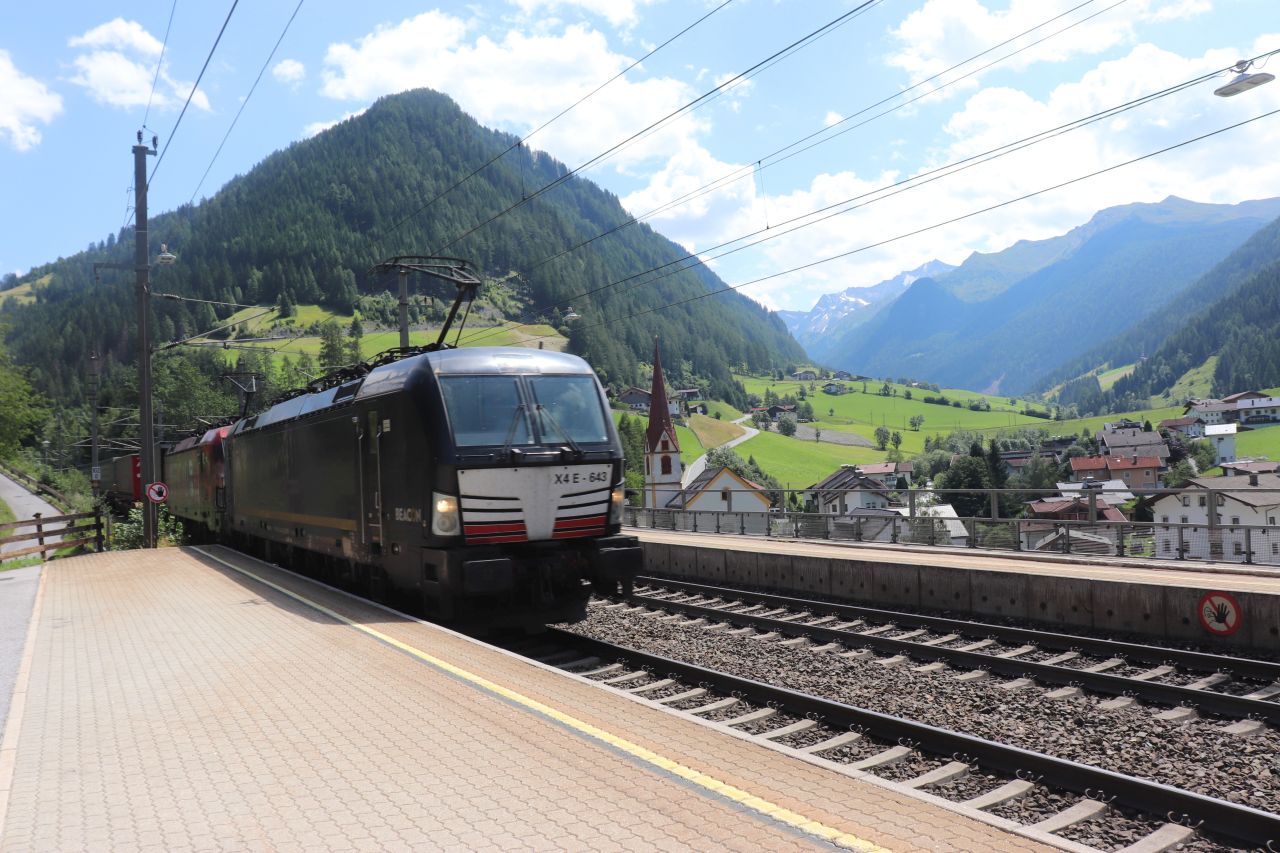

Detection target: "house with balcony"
[1184, 399, 1236, 425]
[1152, 473, 1280, 562]
[1237, 395, 1280, 425]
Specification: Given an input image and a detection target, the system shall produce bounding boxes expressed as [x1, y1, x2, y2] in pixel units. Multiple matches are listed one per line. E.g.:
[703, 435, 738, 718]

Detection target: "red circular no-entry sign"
[1197, 590, 1242, 637]
[146, 482, 169, 504]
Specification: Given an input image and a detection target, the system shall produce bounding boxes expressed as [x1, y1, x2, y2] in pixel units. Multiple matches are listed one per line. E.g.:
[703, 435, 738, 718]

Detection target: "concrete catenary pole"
[133, 133, 157, 549]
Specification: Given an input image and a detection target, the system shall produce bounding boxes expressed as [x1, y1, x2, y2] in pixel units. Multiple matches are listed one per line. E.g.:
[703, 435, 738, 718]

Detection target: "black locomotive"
[156, 345, 642, 625]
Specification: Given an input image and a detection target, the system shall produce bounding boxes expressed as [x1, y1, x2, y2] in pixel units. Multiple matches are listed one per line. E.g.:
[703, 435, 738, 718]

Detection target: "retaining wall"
[639, 540, 1280, 653]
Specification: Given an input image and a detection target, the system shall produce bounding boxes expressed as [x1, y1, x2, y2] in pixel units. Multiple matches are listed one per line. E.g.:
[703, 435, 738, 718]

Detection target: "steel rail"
[636, 576, 1280, 682]
[548, 627, 1280, 848]
[628, 590, 1280, 725]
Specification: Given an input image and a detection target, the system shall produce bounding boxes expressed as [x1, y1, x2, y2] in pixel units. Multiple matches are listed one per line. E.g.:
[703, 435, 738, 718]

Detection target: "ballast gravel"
[560, 602, 1280, 817]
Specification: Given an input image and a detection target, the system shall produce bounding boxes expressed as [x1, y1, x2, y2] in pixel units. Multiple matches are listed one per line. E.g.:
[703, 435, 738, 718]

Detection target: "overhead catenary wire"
[459, 50, 1250, 346]
[190, 0, 305, 204]
[149, 0, 241, 188]
[427, 0, 885, 257]
[378, 0, 739, 245]
[463, 0, 1130, 338]
[503, 109, 1280, 347]
[142, 0, 179, 130]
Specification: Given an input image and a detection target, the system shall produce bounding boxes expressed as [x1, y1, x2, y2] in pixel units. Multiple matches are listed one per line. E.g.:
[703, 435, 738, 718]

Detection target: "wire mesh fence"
[624, 483, 1280, 568]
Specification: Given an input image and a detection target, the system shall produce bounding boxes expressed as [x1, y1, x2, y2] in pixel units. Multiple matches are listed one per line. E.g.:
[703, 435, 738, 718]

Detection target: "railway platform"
[0, 546, 1054, 852]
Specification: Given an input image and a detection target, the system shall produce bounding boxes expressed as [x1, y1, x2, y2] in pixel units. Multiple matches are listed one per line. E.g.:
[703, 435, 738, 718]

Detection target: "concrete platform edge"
[0, 565, 47, 839]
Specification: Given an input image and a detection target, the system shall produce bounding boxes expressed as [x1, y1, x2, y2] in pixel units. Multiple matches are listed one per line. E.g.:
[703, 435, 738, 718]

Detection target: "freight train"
[103, 346, 643, 626]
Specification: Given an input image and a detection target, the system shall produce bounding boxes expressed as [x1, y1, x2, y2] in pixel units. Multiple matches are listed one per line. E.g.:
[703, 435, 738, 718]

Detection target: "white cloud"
[67, 19, 209, 112]
[508, 0, 657, 29]
[272, 59, 306, 88]
[68, 18, 163, 57]
[824, 111, 843, 127]
[320, 12, 706, 170]
[887, 0, 1213, 96]
[629, 36, 1280, 312]
[0, 50, 63, 151]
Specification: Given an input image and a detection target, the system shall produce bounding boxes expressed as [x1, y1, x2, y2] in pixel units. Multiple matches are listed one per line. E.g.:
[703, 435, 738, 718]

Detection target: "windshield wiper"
[502, 403, 527, 460]
[536, 404, 583, 458]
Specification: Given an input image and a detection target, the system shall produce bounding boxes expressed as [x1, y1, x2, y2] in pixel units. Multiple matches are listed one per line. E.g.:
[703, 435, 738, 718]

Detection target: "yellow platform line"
[194, 546, 891, 852]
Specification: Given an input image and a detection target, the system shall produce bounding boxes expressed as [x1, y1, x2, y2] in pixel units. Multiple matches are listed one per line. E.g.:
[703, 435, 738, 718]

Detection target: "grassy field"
[687, 413, 745, 449]
[1097, 363, 1136, 391]
[703, 400, 744, 421]
[1152, 356, 1218, 407]
[0, 496, 13, 525]
[731, 430, 884, 489]
[0, 273, 51, 308]
[738, 374, 1050, 455]
[204, 303, 567, 367]
[1237, 425, 1280, 460]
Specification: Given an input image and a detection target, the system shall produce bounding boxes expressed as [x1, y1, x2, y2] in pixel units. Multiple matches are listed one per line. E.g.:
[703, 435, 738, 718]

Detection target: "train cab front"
[419, 349, 643, 624]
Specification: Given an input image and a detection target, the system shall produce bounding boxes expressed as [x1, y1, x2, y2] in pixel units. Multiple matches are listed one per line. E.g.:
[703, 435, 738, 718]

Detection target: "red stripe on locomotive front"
[553, 515, 607, 530]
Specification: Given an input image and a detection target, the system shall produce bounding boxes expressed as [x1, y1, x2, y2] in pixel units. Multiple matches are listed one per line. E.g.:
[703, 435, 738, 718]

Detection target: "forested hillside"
[1, 88, 802, 414]
[1044, 212, 1280, 412]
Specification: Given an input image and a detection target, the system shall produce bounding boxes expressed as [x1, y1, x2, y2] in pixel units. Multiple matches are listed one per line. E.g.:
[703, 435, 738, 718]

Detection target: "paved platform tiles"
[0, 546, 1054, 853]
[635, 529, 1280, 593]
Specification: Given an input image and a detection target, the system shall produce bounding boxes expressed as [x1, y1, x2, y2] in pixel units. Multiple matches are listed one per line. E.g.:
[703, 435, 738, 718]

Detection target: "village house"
[1157, 416, 1205, 438]
[1221, 460, 1280, 477]
[663, 466, 771, 513]
[1204, 423, 1240, 465]
[1095, 428, 1170, 463]
[855, 461, 915, 485]
[999, 450, 1059, 478]
[805, 466, 892, 514]
[617, 386, 651, 411]
[1152, 473, 1280, 563]
[1068, 455, 1161, 491]
[832, 370, 853, 380]
[1237, 395, 1280, 425]
[822, 382, 847, 395]
[792, 370, 818, 381]
[1183, 399, 1236, 425]
[766, 403, 798, 421]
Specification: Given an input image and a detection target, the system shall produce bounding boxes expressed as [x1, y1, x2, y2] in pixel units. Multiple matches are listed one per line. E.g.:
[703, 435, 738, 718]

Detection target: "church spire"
[645, 339, 679, 453]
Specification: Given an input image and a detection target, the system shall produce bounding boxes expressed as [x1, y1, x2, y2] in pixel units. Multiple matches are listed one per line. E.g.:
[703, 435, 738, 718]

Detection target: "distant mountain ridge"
[778, 259, 954, 351]
[792, 195, 1280, 394]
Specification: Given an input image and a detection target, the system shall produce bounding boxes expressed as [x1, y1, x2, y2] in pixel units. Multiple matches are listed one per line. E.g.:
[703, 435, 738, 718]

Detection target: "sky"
[2, 0, 1279, 313]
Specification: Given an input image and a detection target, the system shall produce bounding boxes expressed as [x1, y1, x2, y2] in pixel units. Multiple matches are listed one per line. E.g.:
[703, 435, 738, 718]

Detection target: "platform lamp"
[1214, 59, 1275, 97]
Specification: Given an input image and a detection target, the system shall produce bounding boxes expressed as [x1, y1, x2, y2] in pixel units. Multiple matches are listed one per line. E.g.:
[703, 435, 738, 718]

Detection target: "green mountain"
[2, 88, 802, 413]
[1050, 213, 1280, 413]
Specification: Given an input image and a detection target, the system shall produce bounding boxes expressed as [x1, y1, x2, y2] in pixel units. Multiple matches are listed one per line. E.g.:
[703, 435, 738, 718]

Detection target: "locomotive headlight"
[609, 486, 625, 525]
[432, 492, 461, 536]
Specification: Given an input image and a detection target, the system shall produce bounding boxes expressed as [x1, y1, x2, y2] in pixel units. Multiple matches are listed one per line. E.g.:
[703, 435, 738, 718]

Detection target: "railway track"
[517, 624, 1280, 852]
[629, 577, 1280, 729]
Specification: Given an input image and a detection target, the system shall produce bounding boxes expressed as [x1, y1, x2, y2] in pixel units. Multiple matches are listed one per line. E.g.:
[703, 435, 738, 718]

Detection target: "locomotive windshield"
[439, 376, 534, 447]
[439, 373, 609, 448]
[528, 375, 610, 444]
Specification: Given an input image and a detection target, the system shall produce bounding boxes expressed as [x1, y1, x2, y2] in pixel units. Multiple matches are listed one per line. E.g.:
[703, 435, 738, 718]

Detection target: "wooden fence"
[0, 510, 104, 561]
[0, 462, 72, 512]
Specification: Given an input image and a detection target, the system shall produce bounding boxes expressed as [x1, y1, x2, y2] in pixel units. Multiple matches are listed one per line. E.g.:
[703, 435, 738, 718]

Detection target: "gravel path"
[791, 424, 873, 447]
[561, 602, 1280, 816]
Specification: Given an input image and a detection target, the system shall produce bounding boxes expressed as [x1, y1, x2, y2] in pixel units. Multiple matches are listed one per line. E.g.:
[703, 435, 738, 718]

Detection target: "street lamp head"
[1214, 60, 1275, 97]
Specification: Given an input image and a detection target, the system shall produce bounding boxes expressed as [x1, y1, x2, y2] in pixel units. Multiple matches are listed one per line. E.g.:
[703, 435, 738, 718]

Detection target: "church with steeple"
[643, 340, 683, 509]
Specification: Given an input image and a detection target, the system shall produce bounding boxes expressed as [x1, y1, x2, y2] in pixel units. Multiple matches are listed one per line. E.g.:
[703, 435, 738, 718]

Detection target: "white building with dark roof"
[1152, 473, 1280, 562]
